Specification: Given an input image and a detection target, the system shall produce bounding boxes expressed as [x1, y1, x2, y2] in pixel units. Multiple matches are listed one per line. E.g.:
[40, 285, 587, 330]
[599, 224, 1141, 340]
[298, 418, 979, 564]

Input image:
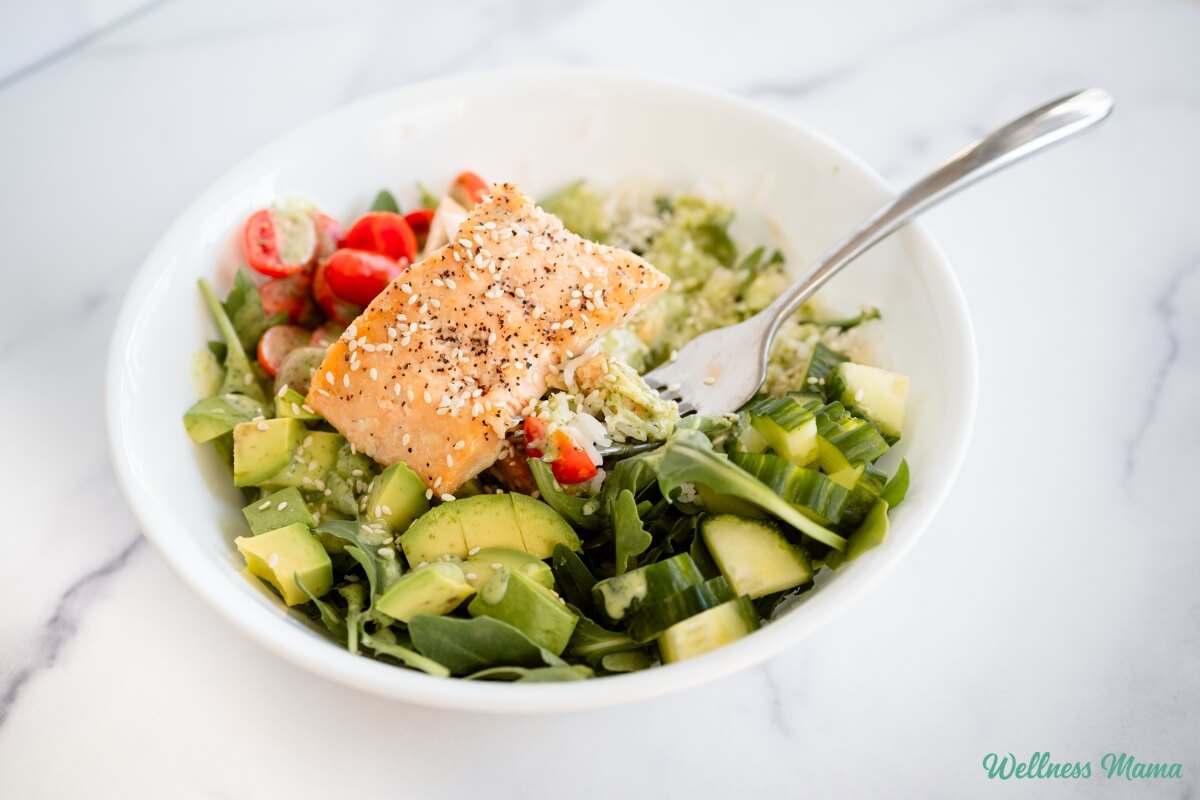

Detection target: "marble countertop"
[2, 1, 1197, 797]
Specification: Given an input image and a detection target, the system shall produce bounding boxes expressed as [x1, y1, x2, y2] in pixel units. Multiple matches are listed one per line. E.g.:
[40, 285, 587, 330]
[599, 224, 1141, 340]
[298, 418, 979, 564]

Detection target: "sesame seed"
[458, 238, 472, 248]
[268, 553, 279, 568]
[381, 505, 392, 516]
[277, 385, 288, 398]
[468, 271, 479, 281]
[277, 501, 288, 511]
[703, 376, 717, 385]
[303, 435, 314, 447]
[373, 505, 382, 518]
[400, 283, 412, 293]
[468, 546, 481, 556]
[408, 294, 419, 305]
[454, 440, 465, 450]
[257, 500, 271, 510]
[667, 382, 681, 392]
[854, 388, 865, 402]
[369, 367, 378, 380]
[466, 573, 478, 581]
[407, 389, 415, 402]
[432, 278, 444, 287]
[445, 278, 456, 290]
[325, 371, 335, 385]
[425, 489, 434, 500]
[351, 469, 363, 477]
[302, 404, 314, 414]
[291, 402, 301, 416]
[244, 373, 253, 386]
[342, 374, 350, 388]
[441, 493, 455, 502]
[490, 563, 503, 570]
[256, 422, 269, 431]
[446, 453, 454, 467]
[423, 390, 433, 403]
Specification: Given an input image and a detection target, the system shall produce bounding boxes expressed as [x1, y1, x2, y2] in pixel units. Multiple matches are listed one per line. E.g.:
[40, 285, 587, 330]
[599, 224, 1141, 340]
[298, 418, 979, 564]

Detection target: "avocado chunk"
[398, 494, 579, 566]
[365, 462, 430, 534]
[376, 562, 475, 623]
[461, 547, 554, 591]
[233, 418, 305, 487]
[241, 487, 313, 534]
[468, 567, 578, 655]
[262, 430, 344, 490]
[510, 494, 582, 557]
[398, 502, 468, 566]
[184, 393, 265, 443]
[274, 387, 322, 421]
[234, 522, 332, 606]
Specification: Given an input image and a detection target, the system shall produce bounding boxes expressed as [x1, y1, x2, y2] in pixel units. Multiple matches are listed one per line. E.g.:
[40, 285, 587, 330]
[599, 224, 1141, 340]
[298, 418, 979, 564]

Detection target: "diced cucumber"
[274, 387, 322, 421]
[728, 451, 848, 524]
[815, 402, 889, 472]
[657, 596, 759, 664]
[592, 553, 704, 623]
[746, 394, 823, 466]
[701, 514, 813, 598]
[628, 577, 735, 642]
[827, 363, 909, 442]
[802, 342, 848, 389]
[826, 499, 891, 568]
[828, 462, 888, 530]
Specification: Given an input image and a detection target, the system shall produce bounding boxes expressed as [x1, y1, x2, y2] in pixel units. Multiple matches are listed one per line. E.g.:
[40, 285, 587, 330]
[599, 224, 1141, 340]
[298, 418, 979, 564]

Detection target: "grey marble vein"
[758, 661, 794, 737]
[0, 536, 143, 728]
[1123, 259, 1199, 490]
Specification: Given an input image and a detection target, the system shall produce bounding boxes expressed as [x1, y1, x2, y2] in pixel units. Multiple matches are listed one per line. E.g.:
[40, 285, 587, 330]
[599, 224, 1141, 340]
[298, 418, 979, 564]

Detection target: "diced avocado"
[398, 494, 579, 566]
[233, 418, 305, 487]
[746, 394, 823, 466]
[511, 493, 582, 557]
[468, 567, 578, 655]
[235, 522, 332, 606]
[262, 430, 344, 490]
[241, 487, 313, 534]
[184, 393, 265, 443]
[701, 514, 812, 599]
[274, 387, 321, 421]
[365, 462, 430, 533]
[827, 363, 909, 442]
[456, 495, 526, 553]
[658, 596, 759, 664]
[398, 502, 468, 566]
[461, 547, 554, 591]
[814, 402, 889, 473]
[376, 562, 475, 623]
[336, 442, 377, 485]
[592, 553, 704, 623]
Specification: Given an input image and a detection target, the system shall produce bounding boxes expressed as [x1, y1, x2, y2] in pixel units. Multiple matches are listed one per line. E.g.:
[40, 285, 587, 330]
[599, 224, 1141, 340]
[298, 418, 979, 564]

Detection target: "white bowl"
[107, 70, 976, 713]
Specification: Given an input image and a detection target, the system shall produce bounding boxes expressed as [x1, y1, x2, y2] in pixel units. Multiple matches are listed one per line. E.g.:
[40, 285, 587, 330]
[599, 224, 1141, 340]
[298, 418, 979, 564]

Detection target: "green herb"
[879, 460, 910, 508]
[565, 616, 644, 663]
[197, 277, 267, 402]
[465, 665, 593, 682]
[360, 627, 449, 677]
[551, 544, 598, 614]
[296, 574, 347, 640]
[529, 459, 603, 531]
[613, 490, 652, 575]
[416, 182, 439, 209]
[407, 615, 568, 675]
[223, 267, 287, 352]
[369, 189, 400, 213]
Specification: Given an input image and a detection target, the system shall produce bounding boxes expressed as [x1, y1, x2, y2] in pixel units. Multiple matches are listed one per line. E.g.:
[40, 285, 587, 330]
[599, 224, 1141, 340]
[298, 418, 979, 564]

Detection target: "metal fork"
[644, 88, 1114, 415]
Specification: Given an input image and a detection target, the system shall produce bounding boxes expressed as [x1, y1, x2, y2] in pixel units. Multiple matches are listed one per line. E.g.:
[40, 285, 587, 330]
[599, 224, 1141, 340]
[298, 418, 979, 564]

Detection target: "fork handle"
[761, 88, 1114, 342]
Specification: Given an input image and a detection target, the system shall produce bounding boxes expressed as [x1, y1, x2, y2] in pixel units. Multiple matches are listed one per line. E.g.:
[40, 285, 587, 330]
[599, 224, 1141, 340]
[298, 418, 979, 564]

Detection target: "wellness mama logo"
[982, 752, 1183, 782]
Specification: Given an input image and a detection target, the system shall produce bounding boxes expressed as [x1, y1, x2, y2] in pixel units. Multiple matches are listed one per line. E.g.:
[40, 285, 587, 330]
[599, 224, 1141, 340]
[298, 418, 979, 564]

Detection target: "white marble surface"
[2, 0, 1198, 797]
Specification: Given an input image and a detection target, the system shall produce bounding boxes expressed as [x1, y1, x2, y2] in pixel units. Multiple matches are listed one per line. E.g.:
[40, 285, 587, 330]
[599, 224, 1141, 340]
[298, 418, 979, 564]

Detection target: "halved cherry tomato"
[523, 417, 548, 458]
[313, 258, 363, 325]
[324, 248, 408, 306]
[450, 171, 488, 208]
[259, 272, 321, 327]
[550, 430, 598, 485]
[309, 321, 344, 348]
[312, 211, 344, 261]
[404, 208, 436, 251]
[340, 212, 418, 263]
[257, 325, 311, 377]
[242, 208, 317, 277]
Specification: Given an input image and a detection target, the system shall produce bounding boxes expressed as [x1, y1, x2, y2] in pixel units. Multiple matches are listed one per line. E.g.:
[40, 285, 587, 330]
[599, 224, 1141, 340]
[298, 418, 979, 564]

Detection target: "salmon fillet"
[306, 183, 669, 493]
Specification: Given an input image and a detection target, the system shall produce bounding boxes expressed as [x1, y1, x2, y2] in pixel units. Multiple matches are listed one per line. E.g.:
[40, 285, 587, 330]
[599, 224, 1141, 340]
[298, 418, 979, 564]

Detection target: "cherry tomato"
[313, 258, 363, 325]
[312, 211, 344, 261]
[242, 208, 317, 277]
[450, 171, 488, 208]
[309, 321, 344, 348]
[340, 212, 418, 263]
[404, 208, 436, 251]
[324, 248, 408, 306]
[257, 325, 311, 377]
[523, 417, 548, 458]
[550, 430, 598, 484]
[259, 272, 321, 327]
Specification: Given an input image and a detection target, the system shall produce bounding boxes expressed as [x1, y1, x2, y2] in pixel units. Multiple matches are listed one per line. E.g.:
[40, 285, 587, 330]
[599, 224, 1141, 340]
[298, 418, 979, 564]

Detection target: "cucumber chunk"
[701, 514, 813, 599]
[746, 394, 823, 466]
[827, 363, 909, 442]
[827, 462, 888, 530]
[728, 451, 849, 525]
[658, 596, 760, 664]
[628, 577, 735, 642]
[815, 402, 889, 473]
[802, 342, 848, 389]
[592, 553, 704, 623]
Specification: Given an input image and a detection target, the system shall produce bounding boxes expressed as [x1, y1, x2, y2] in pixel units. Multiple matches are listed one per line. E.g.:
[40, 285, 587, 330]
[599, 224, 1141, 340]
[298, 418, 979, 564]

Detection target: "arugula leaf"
[600, 454, 659, 514]
[656, 428, 848, 552]
[529, 459, 603, 531]
[198, 278, 268, 402]
[565, 616, 644, 664]
[465, 665, 593, 682]
[369, 189, 400, 213]
[296, 575, 347, 640]
[317, 520, 402, 590]
[613, 490, 652, 576]
[223, 267, 286, 352]
[343, 545, 379, 605]
[416, 182, 440, 210]
[407, 615, 568, 675]
[338, 582, 365, 654]
[360, 628, 450, 677]
[879, 460, 910, 508]
[551, 544, 597, 615]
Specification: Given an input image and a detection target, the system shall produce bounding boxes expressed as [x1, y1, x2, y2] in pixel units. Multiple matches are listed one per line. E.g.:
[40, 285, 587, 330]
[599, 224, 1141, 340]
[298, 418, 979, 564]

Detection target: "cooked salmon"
[306, 183, 669, 493]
